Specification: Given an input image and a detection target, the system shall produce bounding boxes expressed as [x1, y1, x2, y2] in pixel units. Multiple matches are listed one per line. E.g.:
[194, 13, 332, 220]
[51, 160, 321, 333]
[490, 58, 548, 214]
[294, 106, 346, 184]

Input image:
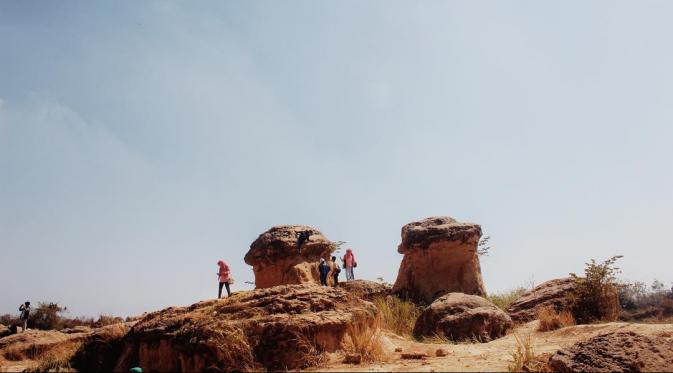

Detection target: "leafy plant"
[569, 255, 622, 324]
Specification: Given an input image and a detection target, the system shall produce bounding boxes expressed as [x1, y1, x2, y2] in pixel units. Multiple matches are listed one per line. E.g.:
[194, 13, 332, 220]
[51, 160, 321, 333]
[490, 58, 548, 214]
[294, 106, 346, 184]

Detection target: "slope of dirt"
[312, 322, 673, 372]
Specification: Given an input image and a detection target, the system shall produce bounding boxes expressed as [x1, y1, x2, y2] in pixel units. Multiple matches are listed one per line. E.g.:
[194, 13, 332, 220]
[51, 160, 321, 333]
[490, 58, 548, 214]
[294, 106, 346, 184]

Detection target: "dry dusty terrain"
[2, 320, 673, 372]
[314, 321, 673, 372]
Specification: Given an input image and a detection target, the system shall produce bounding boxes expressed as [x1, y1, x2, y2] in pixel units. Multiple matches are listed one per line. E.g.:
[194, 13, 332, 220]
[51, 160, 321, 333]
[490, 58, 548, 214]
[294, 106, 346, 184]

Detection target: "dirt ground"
[2, 321, 673, 372]
[314, 321, 673, 372]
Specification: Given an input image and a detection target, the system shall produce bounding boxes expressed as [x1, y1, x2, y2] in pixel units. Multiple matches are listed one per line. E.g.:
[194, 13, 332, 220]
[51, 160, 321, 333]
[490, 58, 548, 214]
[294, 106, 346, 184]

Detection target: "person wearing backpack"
[217, 260, 232, 298]
[318, 258, 330, 286]
[330, 256, 341, 287]
[342, 249, 357, 281]
[19, 301, 30, 332]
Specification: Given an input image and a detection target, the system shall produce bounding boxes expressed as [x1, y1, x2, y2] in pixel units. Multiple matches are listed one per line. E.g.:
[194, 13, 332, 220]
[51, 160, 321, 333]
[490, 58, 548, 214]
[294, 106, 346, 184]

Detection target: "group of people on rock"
[215, 247, 358, 298]
[318, 248, 357, 287]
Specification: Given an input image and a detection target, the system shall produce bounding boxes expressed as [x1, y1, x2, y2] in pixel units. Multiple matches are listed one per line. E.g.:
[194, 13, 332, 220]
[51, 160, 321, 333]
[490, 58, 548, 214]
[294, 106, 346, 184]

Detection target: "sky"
[1, 1, 672, 318]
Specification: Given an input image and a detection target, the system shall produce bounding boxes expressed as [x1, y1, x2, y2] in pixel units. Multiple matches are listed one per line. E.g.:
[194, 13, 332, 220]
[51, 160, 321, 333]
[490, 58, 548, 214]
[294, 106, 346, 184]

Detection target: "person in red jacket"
[217, 260, 231, 298]
[342, 249, 356, 281]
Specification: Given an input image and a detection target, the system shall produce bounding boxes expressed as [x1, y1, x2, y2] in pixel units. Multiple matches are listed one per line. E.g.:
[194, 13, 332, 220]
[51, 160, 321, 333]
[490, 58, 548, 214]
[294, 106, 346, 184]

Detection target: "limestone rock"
[245, 225, 335, 288]
[413, 293, 512, 342]
[337, 280, 391, 301]
[393, 217, 485, 304]
[507, 278, 576, 323]
[548, 331, 673, 372]
[98, 284, 378, 372]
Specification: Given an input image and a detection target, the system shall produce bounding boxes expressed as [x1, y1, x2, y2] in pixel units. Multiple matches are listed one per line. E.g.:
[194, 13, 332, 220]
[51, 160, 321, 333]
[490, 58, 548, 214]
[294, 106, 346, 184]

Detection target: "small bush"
[569, 256, 622, 324]
[373, 296, 423, 337]
[661, 298, 673, 317]
[507, 334, 549, 372]
[536, 307, 575, 332]
[488, 287, 528, 311]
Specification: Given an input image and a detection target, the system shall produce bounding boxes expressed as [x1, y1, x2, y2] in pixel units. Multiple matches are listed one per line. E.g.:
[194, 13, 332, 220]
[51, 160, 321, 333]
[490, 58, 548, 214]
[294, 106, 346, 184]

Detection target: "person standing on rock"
[318, 258, 330, 286]
[217, 260, 232, 298]
[19, 301, 30, 332]
[330, 256, 341, 287]
[342, 248, 357, 281]
[296, 230, 311, 252]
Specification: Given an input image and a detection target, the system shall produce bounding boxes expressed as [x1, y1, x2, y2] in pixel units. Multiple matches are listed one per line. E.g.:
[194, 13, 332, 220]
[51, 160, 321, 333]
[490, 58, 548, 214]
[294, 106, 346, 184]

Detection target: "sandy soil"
[2, 321, 672, 372]
[315, 321, 673, 372]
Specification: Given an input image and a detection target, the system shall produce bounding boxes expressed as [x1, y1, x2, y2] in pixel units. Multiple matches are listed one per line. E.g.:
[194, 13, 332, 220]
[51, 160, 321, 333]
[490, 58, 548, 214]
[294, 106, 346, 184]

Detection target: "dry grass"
[373, 296, 423, 337]
[507, 334, 550, 372]
[419, 334, 452, 344]
[488, 287, 528, 311]
[24, 341, 81, 372]
[342, 319, 390, 363]
[292, 334, 329, 369]
[536, 307, 576, 332]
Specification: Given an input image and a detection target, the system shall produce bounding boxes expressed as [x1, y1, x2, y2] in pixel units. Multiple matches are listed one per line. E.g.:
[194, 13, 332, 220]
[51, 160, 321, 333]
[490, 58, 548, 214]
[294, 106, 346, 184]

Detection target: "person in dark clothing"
[331, 256, 341, 287]
[318, 258, 330, 286]
[296, 230, 311, 252]
[19, 302, 30, 332]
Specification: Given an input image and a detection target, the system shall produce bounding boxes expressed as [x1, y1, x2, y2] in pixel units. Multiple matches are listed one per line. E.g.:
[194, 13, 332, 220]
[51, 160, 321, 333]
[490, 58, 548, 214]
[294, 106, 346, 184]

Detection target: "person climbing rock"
[217, 260, 232, 298]
[331, 256, 341, 287]
[342, 248, 357, 281]
[318, 258, 330, 286]
[296, 230, 311, 252]
[19, 301, 30, 332]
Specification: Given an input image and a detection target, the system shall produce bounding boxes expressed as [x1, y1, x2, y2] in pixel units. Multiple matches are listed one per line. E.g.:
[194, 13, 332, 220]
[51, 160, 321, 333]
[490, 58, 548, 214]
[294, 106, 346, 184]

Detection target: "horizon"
[2, 0, 673, 318]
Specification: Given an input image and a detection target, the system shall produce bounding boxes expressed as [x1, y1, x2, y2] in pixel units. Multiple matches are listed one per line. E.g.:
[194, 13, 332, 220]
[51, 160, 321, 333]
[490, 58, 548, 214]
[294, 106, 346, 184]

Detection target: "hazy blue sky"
[2, 1, 672, 317]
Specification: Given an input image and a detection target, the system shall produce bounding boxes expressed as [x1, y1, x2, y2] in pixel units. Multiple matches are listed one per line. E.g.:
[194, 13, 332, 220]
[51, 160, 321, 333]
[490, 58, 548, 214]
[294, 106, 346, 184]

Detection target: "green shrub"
[569, 256, 622, 324]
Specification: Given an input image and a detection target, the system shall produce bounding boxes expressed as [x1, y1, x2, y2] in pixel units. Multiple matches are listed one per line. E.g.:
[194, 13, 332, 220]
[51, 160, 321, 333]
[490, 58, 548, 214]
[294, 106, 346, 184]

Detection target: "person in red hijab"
[217, 260, 231, 298]
[342, 249, 356, 281]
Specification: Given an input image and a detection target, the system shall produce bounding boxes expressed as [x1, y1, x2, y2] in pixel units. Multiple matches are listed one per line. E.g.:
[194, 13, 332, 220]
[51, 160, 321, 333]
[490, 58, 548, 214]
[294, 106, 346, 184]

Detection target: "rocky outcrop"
[392, 217, 485, 304]
[245, 225, 335, 288]
[0, 324, 11, 339]
[0, 329, 90, 363]
[507, 278, 576, 323]
[71, 323, 133, 372]
[413, 293, 512, 342]
[100, 284, 379, 372]
[337, 280, 391, 301]
[548, 331, 673, 372]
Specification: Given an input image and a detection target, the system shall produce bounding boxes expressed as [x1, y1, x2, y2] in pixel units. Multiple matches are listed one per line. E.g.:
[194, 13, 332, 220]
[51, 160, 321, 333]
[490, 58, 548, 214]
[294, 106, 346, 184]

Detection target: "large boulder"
[392, 217, 485, 304]
[245, 225, 335, 288]
[413, 293, 512, 342]
[337, 280, 391, 301]
[507, 277, 576, 323]
[100, 284, 379, 372]
[548, 331, 673, 372]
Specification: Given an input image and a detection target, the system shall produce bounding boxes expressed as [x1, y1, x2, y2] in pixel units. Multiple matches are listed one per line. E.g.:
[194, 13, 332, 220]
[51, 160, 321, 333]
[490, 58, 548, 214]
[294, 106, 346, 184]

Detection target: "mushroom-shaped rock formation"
[245, 225, 335, 288]
[392, 216, 485, 304]
[506, 277, 577, 323]
[102, 284, 379, 372]
[413, 292, 512, 342]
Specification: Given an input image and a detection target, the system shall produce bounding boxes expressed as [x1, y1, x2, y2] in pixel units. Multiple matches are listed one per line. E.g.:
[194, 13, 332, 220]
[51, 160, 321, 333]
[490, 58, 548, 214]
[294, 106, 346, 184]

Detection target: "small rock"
[436, 348, 448, 357]
[401, 352, 428, 360]
[343, 353, 362, 365]
[395, 347, 403, 352]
